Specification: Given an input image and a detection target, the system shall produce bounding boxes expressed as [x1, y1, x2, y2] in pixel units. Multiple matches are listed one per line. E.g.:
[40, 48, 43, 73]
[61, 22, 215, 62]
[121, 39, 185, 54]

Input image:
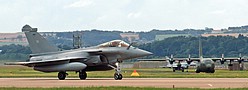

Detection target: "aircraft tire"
[58, 72, 66, 80]
[196, 70, 200, 73]
[79, 71, 87, 80]
[114, 73, 122, 80]
[211, 70, 215, 73]
[118, 74, 123, 80]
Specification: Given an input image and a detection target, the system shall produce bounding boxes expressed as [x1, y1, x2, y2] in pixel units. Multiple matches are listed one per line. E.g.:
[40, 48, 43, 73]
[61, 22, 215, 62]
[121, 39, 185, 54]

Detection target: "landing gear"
[186, 66, 189, 72]
[196, 69, 200, 73]
[114, 62, 122, 80]
[58, 71, 67, 80]
[172, 67, 186, 72]
[79, 70, 87, 80]
[210, 69, 215, 73]
[108, 61, 123, 80]
[172, 68, 175, 72]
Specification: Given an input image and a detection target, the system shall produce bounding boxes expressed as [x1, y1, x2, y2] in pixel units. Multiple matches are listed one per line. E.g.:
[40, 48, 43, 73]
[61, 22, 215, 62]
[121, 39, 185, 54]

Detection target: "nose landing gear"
[114, 62, 122, 80]
[108, 61, 123, 80]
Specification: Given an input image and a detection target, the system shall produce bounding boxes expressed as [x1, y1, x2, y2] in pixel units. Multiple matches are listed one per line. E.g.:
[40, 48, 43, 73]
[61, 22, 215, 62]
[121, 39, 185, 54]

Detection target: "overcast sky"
[1, 0, 248, 32]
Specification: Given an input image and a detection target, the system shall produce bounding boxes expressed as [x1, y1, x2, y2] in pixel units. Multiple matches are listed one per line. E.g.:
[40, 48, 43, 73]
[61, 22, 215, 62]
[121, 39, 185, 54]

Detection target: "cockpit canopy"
[98, 40, 130, 47]
[203, 59, 213, 63]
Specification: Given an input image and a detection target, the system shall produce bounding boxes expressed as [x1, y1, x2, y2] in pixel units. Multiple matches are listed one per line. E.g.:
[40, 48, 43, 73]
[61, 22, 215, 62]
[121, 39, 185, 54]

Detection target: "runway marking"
[208, 84, 213, 87]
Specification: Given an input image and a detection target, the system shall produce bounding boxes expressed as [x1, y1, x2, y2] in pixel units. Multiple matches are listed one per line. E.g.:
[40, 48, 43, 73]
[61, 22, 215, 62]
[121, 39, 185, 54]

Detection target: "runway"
[0, 78, 248, 88]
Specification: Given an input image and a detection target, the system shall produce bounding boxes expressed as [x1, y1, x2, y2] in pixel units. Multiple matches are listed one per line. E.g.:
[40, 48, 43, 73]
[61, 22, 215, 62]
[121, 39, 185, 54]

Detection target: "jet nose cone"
[138, 49, 153, 56]
[145, 51, 153, 56]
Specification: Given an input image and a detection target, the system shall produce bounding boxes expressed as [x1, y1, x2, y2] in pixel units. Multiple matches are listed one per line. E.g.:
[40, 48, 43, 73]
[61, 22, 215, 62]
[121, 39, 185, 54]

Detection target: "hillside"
[139, 35, 248, 58]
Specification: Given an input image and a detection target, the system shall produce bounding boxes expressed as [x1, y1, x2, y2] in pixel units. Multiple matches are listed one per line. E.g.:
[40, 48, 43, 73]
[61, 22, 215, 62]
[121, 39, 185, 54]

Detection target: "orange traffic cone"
[131, 70, 140, 76]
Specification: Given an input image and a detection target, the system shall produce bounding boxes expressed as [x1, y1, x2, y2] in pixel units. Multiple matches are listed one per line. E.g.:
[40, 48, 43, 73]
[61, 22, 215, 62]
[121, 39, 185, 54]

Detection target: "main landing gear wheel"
[58, 71, 67, 80]
[182, 68, 184, 72]
[196, 70, 200, 73]
[114, 73, 122, 80]
[79, 71, 87, 80]
[172, 68, 175, 72]
[210, 70, 215, 73]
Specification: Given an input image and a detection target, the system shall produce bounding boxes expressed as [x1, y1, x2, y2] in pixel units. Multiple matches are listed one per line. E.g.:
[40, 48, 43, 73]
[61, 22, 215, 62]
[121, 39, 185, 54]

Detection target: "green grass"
[0, 66, 248, 78]
[0, 87, 247, 90]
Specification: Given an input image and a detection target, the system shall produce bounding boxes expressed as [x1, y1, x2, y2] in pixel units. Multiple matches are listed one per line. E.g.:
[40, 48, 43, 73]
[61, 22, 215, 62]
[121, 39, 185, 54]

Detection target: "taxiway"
[0, 78, 247, 88]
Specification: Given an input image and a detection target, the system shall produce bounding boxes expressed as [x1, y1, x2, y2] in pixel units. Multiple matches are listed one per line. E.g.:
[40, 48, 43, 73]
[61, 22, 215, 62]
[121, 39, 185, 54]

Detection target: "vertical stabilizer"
[22, 25, 59, 54]
[199, 37, 203, 59]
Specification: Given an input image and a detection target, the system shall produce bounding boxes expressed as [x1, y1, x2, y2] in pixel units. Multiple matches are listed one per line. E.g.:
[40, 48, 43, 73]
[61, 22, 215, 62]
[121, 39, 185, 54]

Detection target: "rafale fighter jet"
[5, 25, 152, 80]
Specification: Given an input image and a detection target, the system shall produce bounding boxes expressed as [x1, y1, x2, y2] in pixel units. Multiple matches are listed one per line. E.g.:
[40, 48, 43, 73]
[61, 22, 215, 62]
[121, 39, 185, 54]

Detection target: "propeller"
[186, 54, 192, 65]
[238, 53, 243, 64]
[169, 54, 174, 65]
[220, 54, 225, 64]
[185, 54, 192, 72]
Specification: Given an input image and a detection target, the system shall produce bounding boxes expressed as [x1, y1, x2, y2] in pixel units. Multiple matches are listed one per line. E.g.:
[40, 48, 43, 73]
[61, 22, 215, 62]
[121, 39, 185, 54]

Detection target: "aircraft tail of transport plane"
[5, 25, 152, 80]
[195, 37, 215, 73]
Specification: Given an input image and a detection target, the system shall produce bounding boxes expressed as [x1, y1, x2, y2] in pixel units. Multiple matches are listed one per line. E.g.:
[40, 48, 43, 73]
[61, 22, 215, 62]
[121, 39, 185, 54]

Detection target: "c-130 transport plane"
[5, 25, 152, 80]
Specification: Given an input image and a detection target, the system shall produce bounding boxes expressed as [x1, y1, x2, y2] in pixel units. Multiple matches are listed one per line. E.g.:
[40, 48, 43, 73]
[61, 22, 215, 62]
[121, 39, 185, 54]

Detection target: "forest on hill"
[0, 44, 31, 61]
[139, 35, 248, 58]
[51, 29, 206, 47]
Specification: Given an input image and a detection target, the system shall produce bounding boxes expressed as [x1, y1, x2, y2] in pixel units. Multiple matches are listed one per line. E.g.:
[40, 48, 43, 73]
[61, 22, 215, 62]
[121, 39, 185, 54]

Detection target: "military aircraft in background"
[161, 60, 196, 72]
[5, 25, 152, 80]
[138, 37, 247, 73]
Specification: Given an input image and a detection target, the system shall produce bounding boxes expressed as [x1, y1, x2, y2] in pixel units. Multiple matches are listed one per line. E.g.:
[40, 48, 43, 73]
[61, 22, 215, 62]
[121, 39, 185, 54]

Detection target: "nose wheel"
[114, 73, 122, 80]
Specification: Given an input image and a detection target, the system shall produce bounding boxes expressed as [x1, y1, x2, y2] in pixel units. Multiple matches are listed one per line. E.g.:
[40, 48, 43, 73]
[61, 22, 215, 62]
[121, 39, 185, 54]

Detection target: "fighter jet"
[5, 25, 152, 80]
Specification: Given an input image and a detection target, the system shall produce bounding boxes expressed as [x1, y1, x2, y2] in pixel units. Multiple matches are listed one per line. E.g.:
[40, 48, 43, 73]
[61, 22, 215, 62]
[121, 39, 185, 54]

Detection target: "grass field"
[0, 65, 248, 78]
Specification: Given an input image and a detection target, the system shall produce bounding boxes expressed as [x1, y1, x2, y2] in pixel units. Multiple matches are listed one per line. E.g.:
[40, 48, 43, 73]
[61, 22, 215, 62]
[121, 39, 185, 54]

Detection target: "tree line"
[0, 44, 31, 61]
[139, 35, 248, 58]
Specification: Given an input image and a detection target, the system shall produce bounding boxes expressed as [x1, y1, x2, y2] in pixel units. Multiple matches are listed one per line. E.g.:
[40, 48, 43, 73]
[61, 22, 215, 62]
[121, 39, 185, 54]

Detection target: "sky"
[1, 0, 248, 32]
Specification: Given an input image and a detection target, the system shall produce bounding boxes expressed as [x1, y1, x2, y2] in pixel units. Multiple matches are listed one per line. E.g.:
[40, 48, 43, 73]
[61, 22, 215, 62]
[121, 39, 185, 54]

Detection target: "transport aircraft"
[5, 25, 152, 80]
[160, 58, 197, 72]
